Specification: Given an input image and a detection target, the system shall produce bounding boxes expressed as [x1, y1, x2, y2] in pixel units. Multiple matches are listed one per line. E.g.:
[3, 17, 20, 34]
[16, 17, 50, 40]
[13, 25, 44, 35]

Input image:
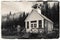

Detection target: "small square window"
[34, 24, 37, 28]
[31, 24, 33, 28]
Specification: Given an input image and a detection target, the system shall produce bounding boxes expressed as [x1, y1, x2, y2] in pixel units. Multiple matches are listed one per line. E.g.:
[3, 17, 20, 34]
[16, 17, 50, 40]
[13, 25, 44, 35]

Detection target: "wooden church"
[25, 4, 53, 33]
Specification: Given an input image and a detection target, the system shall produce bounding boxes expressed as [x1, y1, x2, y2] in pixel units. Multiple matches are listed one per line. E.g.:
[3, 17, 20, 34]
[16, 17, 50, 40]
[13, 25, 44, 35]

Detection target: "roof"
[36, 10, 53, 23]
[39, 14, 53, 23]
[25, 9, 53, 24]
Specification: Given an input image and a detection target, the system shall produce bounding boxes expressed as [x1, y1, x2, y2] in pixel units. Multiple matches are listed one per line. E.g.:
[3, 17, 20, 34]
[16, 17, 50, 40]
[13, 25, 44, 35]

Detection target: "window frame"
[39, 20, 42, 28]
[31, 20, 37, 29]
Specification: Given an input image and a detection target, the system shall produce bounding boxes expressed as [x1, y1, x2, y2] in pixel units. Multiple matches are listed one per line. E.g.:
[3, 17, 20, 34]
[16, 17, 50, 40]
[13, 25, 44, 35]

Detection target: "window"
[39, 20, 42, 28]
[31, 24, 37, 29]
[27, 21, 29, 29]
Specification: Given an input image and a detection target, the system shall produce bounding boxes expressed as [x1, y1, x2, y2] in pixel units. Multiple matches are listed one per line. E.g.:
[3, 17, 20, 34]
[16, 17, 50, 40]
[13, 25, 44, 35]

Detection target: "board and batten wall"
[44, 19, 53, 33]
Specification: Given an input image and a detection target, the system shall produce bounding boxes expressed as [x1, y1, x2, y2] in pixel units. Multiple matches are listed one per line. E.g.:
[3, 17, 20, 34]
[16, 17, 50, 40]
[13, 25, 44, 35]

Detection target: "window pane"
[34, 24, 37, 28]
[39, 25, 42, 28]
[27, 21, 29, 29]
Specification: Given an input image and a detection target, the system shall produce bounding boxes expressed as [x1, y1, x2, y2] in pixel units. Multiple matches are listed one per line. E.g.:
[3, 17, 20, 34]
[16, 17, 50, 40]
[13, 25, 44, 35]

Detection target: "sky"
[1, 2, 33, 15]
[1, 1, 58, 15]
[1, 0, 59, 1]
[1, 0, 40, 1]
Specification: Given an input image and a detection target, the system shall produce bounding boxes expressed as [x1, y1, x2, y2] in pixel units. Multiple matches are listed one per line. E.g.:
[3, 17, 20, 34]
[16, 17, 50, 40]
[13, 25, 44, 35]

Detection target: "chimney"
[36, 4, 41, 14]
[32, 4, 42, 14]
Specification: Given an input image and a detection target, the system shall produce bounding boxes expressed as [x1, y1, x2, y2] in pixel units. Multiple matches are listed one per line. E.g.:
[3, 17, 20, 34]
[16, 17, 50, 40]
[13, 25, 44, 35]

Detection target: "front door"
[30, 21, 38, 33]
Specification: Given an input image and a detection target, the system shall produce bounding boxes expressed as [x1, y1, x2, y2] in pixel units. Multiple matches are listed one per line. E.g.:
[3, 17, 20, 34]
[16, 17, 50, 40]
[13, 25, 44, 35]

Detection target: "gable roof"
[39, 13, 53, 23]
[25, 9, 53, 24]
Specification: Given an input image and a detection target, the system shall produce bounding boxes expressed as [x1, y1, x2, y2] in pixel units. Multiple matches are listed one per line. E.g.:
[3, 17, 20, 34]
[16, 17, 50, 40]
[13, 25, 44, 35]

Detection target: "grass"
[2, 28, 59, 39]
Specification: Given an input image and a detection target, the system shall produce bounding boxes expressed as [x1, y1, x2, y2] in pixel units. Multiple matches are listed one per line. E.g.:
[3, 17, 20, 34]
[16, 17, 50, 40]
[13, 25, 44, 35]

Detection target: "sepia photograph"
[1, 1, 59, 39]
